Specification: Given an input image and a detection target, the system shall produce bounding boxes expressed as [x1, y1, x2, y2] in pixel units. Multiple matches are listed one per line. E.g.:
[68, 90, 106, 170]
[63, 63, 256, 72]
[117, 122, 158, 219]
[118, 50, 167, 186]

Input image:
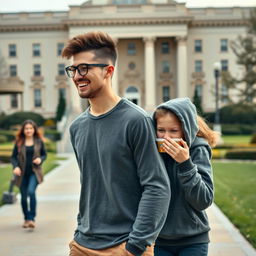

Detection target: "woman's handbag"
[2, 175, 17, 204]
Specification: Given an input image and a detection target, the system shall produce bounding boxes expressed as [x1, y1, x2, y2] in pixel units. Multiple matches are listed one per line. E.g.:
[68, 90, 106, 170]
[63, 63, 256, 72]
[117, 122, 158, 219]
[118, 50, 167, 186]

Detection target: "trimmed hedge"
[0, 130, 16, 142]
[225, 150, 256, 160]
[203, 103, 256, 125]
[44, 129, 61, 141]
[0, 135, 8, 143]
[221, 124, 256, 135]
[0, 112, 45, 129]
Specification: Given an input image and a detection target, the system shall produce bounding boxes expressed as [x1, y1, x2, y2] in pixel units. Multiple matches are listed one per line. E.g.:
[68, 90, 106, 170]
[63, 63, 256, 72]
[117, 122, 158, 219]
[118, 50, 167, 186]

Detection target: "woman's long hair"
[15, 119, 43, 149]
[196, 115, 219, 148]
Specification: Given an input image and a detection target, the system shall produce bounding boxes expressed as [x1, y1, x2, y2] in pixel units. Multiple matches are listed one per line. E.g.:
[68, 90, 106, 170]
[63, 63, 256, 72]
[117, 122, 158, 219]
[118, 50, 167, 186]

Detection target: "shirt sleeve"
[176, 145, 214, 211]
[125, 116, 171, 256]
[40, 140, 47, 163]
[10, 143, 19, 169]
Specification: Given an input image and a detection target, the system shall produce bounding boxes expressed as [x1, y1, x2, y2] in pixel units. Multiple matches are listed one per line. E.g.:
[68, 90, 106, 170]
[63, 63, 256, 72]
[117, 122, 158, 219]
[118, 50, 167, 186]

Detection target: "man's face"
[71, 51, 109, 99]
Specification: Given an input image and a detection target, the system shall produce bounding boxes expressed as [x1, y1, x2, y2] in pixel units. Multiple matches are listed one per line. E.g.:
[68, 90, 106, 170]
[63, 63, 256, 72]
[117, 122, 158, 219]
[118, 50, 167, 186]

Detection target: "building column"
[176, 36, 188, 98]
[143, 36, 156, 111]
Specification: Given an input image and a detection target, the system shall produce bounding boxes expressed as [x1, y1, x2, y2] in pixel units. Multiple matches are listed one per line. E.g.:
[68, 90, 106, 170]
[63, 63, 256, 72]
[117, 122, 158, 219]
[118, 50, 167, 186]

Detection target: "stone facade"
[0, 0, 253, 117]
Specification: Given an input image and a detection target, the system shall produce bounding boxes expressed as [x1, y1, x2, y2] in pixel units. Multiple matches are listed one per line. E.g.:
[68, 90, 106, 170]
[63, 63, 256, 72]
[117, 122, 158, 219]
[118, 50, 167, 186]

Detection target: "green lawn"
[212, 161, 256, 248]
[0, 152, 66, 206]
[222, 135, 252, 144]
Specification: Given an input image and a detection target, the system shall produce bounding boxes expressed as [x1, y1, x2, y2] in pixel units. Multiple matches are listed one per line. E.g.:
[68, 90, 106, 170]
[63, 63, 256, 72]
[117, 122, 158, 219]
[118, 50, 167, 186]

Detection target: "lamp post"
[213, 62, 222, 134]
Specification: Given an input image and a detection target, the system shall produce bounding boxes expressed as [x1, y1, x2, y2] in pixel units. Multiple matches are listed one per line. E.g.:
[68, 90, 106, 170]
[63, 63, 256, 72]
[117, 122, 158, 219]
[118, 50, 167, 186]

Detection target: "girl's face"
[23, 123, 35, 138]
[156, 112, 184, 139]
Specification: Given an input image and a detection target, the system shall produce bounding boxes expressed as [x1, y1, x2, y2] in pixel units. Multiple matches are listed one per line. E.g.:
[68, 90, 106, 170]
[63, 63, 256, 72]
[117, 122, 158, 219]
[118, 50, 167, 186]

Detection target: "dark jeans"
[20, 174, 38, 221]
[154, 243, 208, 256]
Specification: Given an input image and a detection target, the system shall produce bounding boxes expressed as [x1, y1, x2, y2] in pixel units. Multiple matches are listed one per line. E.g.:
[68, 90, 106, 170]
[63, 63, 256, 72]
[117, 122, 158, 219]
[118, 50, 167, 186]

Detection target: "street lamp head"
[213, 62, 221, 71]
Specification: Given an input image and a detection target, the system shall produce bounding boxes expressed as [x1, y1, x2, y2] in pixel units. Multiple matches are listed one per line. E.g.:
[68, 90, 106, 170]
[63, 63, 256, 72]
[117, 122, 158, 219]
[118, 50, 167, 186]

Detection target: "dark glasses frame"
[65, 63, 109, 78]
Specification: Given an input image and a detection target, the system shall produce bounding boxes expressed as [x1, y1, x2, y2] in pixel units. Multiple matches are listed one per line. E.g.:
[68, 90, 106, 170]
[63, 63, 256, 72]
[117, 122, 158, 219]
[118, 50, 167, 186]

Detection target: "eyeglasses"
[65, 63, 109, 78]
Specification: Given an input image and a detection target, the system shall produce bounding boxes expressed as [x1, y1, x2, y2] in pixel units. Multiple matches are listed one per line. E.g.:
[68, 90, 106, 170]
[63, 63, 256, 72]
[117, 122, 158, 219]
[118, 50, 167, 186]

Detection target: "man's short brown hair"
[62, 31, 117, 65]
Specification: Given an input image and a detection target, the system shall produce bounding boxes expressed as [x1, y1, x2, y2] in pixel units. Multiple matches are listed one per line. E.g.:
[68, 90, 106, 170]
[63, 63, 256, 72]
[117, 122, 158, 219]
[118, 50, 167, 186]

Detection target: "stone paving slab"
[0, 156, 255, 256]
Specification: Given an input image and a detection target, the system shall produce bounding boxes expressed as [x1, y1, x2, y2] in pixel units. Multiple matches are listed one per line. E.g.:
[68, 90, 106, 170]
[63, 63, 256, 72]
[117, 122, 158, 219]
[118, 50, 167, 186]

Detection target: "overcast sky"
[0, 0, 256, 13]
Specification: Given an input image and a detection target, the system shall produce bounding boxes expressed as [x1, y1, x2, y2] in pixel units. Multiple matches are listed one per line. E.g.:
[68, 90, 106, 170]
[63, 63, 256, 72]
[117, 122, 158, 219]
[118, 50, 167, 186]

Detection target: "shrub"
[44, 119, 56, 128]
[0, 130, 16, 142]
[221, 124, 256, 135]
[0, 112, 45, 129]
[250, 134, 256, 144]
[225, 150, 256, 160]
[0, 135, 7, 143]
[203, 103, 256, 125]
[44, 129, 61, 141]
[0, 151, 11, 163]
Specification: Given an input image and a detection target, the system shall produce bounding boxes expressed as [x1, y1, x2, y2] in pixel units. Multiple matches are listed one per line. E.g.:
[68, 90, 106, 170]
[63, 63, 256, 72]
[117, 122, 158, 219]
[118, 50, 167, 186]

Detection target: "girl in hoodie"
[153, 98, 218, 256]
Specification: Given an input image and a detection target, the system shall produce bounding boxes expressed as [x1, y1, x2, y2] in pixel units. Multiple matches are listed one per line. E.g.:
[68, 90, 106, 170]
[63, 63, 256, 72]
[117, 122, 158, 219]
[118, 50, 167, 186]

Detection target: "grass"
[0, 152, 66, 206]
[222, 135, 252, 144]
[212, 161, 256, 248]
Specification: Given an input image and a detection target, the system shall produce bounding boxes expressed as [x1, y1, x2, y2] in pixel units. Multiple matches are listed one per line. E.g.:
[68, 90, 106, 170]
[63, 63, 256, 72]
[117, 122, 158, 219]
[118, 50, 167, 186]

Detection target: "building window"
[194, 40, 202, 52]
[10, 94, 18, 108]
[58, 63, 65, 75]
[220, 39, 228, 52]
[57, 43, 64, 56]
[162, 61, 170, 73]
[127, 42, 136, 55]
[221, 84, 229, 103]
[221, 60, 228, 71]
[33, 43, 41, 57]
[33, 64, 41, 76]
[162, 86, 170, 102]
[34, 89, 42, 107]
[195, 60, 202, 72]
[9, 65, 17, 77]
[9, 44, 16, 57]
[161, 42, 170, 54]
[128, 62, 136, 70]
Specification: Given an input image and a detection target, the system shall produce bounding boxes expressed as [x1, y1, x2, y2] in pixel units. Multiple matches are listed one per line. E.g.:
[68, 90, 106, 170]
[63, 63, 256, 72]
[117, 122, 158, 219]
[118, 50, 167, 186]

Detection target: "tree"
[222, 8, 256, 103]
[56, 93, 66, 122]
[193, 88, 203, 115]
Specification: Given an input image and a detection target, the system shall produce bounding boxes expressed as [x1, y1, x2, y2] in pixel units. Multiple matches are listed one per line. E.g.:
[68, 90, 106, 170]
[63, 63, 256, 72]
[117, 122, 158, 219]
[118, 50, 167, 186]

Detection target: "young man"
[62, 31, 170, 256]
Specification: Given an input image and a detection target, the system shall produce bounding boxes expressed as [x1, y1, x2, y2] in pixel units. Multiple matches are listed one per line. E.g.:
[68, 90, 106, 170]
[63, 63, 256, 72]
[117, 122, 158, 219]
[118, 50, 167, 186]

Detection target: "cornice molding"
[190, 19, 246, 28]
[64, 17, 193, 26]
[0, 17, 247, 32]
[0, 24, 66, 32]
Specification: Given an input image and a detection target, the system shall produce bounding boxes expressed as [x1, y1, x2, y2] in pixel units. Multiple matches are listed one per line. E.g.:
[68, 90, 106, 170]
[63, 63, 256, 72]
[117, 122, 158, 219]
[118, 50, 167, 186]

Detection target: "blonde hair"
[154, 108, 218, 147]
[196, 116, 219, 147]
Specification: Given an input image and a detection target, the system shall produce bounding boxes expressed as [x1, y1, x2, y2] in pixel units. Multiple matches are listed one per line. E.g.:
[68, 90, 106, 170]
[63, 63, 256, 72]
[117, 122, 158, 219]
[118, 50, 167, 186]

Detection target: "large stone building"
[0, 0, 253, 118]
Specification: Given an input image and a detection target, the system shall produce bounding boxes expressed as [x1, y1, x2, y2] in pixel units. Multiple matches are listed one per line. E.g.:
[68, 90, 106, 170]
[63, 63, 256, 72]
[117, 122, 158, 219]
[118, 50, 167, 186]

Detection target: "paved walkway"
[0, 156, 255, 256]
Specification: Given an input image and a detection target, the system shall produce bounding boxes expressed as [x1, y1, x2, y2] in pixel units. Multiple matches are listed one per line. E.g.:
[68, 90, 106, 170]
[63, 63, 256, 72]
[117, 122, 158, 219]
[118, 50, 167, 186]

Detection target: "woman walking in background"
[11, 119, 47, 229]
[153, 98, 218, 256]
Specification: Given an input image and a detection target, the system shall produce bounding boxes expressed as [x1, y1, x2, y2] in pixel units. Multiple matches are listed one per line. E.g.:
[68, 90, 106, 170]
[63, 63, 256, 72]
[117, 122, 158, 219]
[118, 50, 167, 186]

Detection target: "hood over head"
[153, 98, 199, 147]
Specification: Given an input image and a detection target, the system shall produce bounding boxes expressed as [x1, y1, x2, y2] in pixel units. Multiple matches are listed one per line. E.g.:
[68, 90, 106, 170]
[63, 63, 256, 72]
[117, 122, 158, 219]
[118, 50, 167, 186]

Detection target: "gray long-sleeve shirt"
[70, 98, 170, 256]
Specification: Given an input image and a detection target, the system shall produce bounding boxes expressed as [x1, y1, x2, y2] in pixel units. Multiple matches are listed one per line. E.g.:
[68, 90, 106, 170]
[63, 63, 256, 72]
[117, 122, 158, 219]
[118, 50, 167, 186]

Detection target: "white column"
[176, 36, 188, 98]
[69, 79, 82, 114]
[112, 37, 119, 94]
[143, 36, 156, 111]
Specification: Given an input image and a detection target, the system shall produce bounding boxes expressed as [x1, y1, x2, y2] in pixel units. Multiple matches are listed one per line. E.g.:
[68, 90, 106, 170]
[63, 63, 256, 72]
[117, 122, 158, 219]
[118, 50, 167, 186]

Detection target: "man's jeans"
[154, 243, 208, 256]
[20, 174, 38, 221]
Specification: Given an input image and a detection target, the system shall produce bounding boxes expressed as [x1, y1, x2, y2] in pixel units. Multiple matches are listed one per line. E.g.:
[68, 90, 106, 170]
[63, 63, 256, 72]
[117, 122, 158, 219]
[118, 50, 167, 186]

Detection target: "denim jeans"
[20, 174, 38, 221]
[154, 243, 208, 256]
